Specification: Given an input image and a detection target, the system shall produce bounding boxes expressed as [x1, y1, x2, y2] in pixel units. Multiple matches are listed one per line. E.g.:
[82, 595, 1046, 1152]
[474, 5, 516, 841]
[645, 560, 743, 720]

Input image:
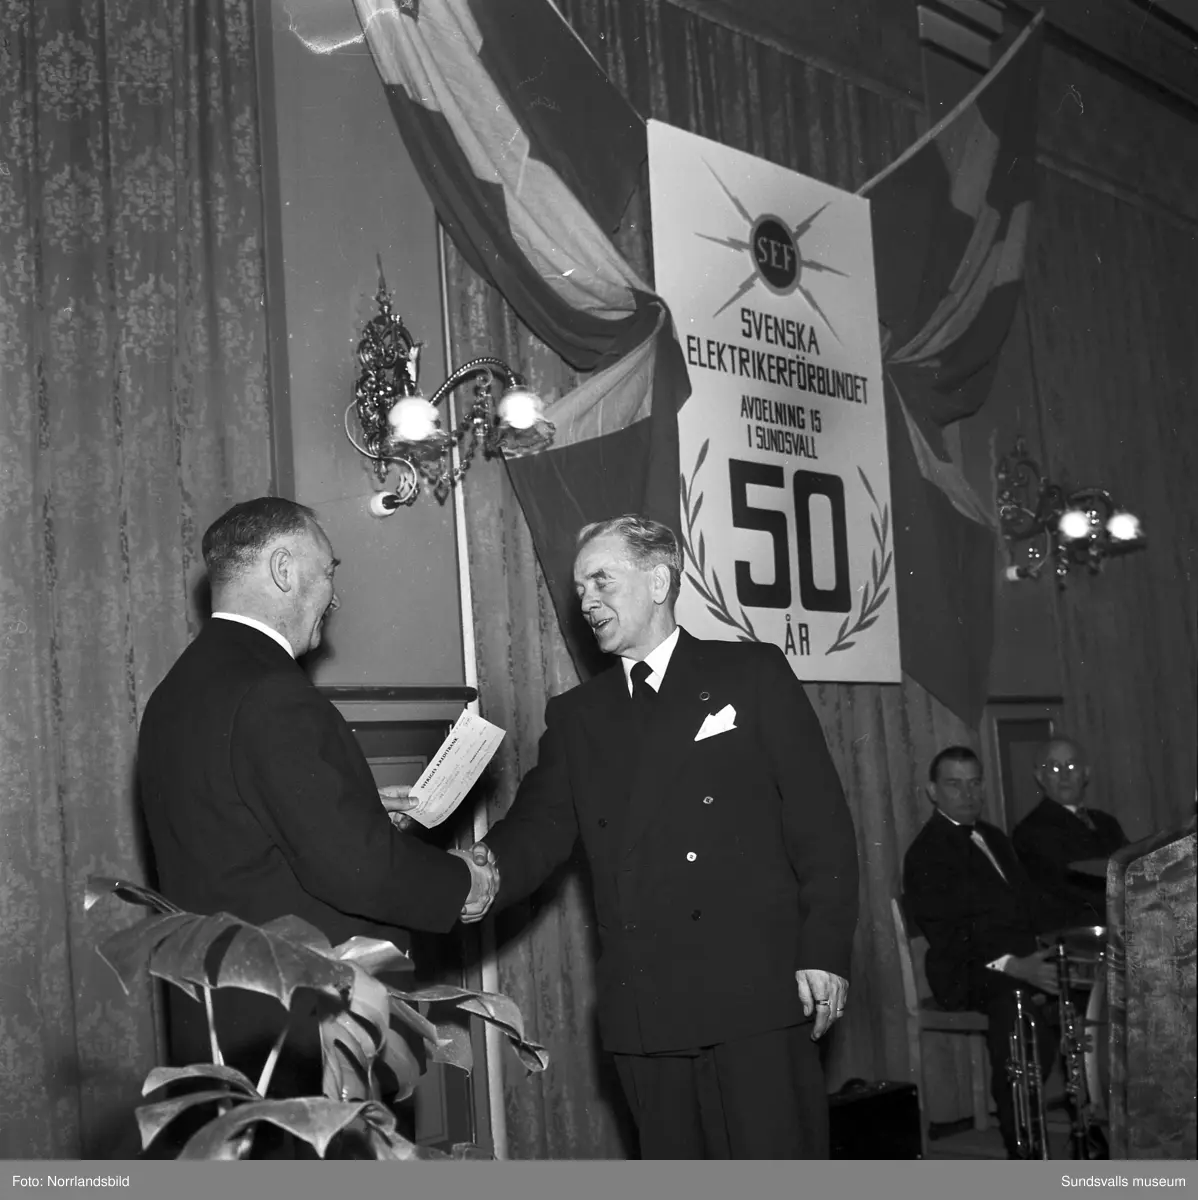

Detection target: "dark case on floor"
[828, 1080, 922, 1159]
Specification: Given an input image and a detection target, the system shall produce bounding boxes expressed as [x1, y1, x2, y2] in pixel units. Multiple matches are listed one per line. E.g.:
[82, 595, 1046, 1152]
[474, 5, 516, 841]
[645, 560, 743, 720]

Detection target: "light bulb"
[1106, 511, 1142, 542]
[497, 386, 543, 431]
[387, 396, 439, 442]
[1058, 509, 1090, 541]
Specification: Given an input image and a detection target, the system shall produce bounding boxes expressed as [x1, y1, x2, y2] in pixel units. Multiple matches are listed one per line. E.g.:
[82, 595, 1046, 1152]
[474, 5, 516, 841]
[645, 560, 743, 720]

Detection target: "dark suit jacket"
[902, 810, 1071, 1011]
[137, 618, 471, 1084]
[1012, 798, 1128, 921]
[483, 628, 859, 1055]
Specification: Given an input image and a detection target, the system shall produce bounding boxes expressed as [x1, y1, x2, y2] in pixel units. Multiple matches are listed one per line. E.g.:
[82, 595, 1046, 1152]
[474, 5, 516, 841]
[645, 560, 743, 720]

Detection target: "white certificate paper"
[406, 711, 506, 828]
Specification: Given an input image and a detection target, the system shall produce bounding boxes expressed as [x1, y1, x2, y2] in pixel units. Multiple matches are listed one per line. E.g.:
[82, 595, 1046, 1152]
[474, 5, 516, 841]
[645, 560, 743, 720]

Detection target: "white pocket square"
[694, 704, 737, 741]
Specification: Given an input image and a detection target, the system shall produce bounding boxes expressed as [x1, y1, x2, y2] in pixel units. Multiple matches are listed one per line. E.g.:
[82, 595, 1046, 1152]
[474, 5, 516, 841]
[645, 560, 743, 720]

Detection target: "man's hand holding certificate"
[378, 711, 505, 923]
[380, 711, 505, 829]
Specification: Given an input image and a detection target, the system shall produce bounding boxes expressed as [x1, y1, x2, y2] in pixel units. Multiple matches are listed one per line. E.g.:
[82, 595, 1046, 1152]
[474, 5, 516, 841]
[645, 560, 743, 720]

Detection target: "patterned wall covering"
[0, 0, 273, 1157]
[449, 0, 1198, 1157]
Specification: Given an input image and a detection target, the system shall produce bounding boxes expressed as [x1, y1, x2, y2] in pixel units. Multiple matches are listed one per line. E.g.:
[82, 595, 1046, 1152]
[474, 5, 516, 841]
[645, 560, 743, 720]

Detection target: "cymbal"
[1039, 924, 1107, 953]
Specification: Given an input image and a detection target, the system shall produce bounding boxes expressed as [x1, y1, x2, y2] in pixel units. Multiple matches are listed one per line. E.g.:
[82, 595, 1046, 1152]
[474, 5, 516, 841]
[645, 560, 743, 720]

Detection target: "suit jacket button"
[598, 818, 608, 828]
[686, 851, 697, 862]
[691, 909, 702, 920]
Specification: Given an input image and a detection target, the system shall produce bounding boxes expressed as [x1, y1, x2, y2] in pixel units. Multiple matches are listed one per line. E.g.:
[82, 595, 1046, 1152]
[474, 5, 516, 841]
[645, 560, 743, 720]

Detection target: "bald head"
[1033, 736, 1090, 807]
[203, 498, 340, 656]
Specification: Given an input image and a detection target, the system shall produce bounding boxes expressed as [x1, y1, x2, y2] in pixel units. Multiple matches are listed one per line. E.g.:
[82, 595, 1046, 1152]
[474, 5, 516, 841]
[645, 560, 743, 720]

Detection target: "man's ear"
[925, 783, 937, 806]
[269, 545, 295, 593]
[651, 562, 672, 603]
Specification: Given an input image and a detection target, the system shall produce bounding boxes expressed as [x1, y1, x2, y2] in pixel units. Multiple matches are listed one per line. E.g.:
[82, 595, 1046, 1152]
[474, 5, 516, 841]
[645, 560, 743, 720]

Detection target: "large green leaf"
[178, 1097, 394, 1160]
[366, 1124, 431, 1161]
[258, 915, 335, 953]
[391, 984, 548, 1074]
[341, 965, 391, 1050]
[319, 1015, 375, 1104]
[455, 995, 549, 1073]
[136, 1089, 250, 1148]
[427, 1021, 473, 1074]
[378, 1027, 424, 1102]
[85, 877, 182, 915]
[330, 935, 413, 975]
[98, 910, 353, 1009]
[142, 1064, 259, 1097]
[385, 989, 441, 1044]
[98, 913, 202, 999]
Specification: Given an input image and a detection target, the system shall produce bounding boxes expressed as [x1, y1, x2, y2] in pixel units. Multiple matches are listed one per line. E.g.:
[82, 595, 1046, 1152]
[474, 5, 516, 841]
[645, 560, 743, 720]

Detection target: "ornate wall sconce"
[344, 261, 553, 512]
[995, 437, 1145, 584]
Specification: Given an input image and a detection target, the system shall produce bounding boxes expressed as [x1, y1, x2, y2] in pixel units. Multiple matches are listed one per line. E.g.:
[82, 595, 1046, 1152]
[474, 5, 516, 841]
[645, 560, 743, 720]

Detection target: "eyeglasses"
[1043, 762, 1083, 775]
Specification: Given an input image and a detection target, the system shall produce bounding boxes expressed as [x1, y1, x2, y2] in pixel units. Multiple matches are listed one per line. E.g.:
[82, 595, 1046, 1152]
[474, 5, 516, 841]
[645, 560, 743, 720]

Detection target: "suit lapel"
[618, 631, 713, 858]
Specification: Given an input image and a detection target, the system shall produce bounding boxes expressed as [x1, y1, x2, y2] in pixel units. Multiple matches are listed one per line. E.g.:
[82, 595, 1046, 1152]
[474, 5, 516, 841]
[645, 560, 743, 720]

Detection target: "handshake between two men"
[379, 785, 498, 924]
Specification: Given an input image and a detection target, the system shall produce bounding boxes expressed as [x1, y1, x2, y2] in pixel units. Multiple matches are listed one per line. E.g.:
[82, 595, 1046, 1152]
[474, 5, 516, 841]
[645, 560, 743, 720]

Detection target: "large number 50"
[728, 458, 851, 613]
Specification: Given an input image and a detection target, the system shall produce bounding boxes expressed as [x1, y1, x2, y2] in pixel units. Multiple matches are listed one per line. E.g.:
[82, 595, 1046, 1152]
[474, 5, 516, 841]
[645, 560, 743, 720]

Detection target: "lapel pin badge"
[699, 691, 710, 701]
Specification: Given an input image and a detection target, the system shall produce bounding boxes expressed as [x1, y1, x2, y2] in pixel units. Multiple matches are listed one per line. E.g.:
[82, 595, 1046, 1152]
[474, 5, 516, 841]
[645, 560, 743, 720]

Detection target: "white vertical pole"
[438, 222, 508, 1162]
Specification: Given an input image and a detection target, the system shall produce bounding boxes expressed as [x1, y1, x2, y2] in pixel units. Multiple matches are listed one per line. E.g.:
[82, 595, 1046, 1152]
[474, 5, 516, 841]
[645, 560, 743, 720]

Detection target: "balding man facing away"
[137, 498, 496, 1112]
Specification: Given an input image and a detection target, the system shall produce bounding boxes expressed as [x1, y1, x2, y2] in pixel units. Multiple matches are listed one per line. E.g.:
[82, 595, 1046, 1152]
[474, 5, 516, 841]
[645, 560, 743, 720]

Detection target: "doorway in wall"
[979, 698, 1062, 831]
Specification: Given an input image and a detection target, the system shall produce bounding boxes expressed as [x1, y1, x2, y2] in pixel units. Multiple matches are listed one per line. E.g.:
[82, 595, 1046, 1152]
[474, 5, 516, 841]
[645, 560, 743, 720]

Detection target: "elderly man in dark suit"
[902, 745, 1072, 1157]
[450, 515, 859, 1159]
[137, 498, 496, 1106]
[1012, 737, 1128, 924]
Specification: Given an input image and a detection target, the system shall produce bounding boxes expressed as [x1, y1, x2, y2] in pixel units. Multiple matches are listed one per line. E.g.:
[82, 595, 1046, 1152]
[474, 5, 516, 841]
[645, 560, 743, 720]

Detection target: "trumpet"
[1054, 940, 1107, 1159]
[1008, 987, 1050, 1158]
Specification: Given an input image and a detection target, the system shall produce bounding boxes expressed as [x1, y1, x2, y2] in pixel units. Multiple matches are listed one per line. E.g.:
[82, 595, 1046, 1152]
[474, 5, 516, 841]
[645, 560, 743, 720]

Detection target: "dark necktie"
[630, 660, 656, 705]
[1074, 806, 1097, 833]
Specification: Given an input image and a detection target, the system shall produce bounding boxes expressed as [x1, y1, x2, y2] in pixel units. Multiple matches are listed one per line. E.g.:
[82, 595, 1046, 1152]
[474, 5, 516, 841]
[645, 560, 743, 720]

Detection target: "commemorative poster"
[648, 120, 900, 682]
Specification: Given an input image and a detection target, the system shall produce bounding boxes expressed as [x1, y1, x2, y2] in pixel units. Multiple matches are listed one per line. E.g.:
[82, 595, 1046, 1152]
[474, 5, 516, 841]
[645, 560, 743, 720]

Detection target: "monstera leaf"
[390, 983, 550, 1075]
[85, 877, 183, 915]
[89, 878, 540, 1159]
[177, 1098, 405, 1160]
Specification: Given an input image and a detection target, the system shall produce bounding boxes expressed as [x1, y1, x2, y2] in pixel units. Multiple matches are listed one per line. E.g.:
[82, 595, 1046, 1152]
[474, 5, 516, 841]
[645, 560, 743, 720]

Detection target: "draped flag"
[860, 12, 1045, 724]
[355, 0, 690, 677]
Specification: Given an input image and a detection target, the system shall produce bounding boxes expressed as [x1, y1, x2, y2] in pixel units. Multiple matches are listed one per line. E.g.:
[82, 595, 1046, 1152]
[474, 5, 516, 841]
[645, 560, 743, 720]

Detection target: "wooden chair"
[891, 896, 991, 1150]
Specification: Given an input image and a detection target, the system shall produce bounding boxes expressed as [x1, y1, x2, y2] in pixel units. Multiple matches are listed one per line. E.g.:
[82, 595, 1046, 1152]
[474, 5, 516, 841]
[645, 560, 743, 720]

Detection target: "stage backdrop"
[648, 120, 899, 682]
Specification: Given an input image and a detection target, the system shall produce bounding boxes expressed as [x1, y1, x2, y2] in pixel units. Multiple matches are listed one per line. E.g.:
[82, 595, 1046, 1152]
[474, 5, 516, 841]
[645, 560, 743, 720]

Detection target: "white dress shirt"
[212, 612, 295, 658]
[620, 626, 681, 696]
[936, 808, 1008, 884]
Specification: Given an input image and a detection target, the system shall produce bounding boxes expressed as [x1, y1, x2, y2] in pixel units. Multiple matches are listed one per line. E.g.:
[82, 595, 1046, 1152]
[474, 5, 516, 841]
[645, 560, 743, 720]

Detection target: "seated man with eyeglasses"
[1011, 737, 1129, 925]
[902, 746, 1070, 1157]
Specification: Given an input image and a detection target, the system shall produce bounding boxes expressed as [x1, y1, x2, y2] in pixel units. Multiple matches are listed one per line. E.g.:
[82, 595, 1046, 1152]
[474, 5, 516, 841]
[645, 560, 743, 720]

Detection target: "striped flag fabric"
[355, 0, 690, 675]
[860, 12, 1045, 723]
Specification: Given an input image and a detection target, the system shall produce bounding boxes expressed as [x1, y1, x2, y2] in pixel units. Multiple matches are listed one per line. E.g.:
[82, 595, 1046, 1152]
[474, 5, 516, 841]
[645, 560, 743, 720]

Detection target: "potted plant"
[87, 877, 547, 1159]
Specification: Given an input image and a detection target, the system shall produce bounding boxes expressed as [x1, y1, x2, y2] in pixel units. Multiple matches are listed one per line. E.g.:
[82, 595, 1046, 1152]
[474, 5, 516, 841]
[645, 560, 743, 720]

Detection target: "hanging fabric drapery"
[354, 0, 690, 680]
[0, 0, 274, 1157]
[861, 13, 1045, 724]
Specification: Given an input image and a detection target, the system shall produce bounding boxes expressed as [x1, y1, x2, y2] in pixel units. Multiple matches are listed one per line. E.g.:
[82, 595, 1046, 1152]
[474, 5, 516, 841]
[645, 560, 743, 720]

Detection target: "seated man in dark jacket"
[1012, 737, 1129, 924]
[903, 746, 1069, 1158]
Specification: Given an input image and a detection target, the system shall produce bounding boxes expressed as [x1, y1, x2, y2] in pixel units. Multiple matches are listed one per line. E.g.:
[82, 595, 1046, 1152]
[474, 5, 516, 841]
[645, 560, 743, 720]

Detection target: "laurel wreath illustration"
[678, 439, 893, 655]
[679, 439, 762, 644]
